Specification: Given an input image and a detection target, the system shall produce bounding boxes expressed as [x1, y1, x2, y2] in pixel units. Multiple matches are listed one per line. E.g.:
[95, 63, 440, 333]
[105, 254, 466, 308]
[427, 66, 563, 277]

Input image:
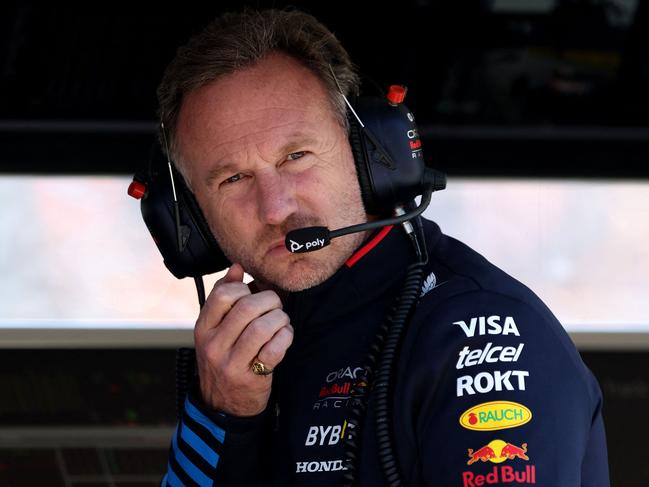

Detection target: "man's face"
[175, 52, 368, 291]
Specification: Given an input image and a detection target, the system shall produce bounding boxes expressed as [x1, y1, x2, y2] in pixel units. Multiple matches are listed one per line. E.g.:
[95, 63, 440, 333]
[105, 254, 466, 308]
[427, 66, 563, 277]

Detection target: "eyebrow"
[204, 134, 319, 187]
[205, 162, 239, 188]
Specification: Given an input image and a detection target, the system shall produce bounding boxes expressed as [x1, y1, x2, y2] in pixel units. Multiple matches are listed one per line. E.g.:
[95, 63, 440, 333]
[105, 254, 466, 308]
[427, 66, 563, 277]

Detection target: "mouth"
[262, 217, 325, 258]
[265, 239, 290, 257]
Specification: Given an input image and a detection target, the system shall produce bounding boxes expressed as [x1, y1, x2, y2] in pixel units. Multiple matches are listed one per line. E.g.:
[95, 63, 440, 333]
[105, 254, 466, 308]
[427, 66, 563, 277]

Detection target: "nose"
[255, 169, 298, 225]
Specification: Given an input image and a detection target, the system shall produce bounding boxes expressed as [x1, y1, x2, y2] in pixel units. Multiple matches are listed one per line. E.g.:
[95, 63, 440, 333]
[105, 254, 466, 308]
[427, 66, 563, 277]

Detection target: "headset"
[128, 84, 446, 278]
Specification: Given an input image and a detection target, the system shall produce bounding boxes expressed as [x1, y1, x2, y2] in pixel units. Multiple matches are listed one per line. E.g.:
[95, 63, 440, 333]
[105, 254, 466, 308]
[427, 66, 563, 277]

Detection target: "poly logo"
[289, 240, 304, 252]
[459, 401, 532, 431]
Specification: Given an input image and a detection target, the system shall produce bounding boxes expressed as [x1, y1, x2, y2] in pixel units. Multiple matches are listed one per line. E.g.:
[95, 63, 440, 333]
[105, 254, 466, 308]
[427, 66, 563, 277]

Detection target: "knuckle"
[260, 326, 292, 363]
[209, 291, 229, 310]
[262, 348, 281, 365]
[268, 308, 290, 327]
[210, 285, 238, 307]
[261, 290, 283, 309]
[252, 309, 286, 336]
[277, 325, 294, 347]
[279, 311, 291, 327]
[264, 338, 288, 363]
[283, 324, 295, 343]
[233, 296, 257, 317]
[248, 314, 272, 340]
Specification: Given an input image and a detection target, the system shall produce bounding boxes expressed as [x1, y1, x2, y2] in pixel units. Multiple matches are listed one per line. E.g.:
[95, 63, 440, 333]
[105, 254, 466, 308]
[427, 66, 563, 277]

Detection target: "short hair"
[157, 8, 360, 184]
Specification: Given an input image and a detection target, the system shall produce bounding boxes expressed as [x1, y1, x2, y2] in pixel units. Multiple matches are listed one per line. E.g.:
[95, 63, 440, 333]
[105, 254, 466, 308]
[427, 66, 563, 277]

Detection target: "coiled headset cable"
[174, 276, 205, 419]
[343, 213, 428, 487]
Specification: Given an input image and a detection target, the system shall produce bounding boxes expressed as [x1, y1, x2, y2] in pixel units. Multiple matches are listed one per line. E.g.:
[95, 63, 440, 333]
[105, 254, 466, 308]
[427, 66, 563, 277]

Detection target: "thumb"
[222, 263, 245, 283]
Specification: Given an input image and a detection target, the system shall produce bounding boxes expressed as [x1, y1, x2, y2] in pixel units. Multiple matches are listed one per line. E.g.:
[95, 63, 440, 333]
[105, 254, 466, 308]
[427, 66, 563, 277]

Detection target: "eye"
[221, 173, 244, 185]
[286, 151, 306, 161]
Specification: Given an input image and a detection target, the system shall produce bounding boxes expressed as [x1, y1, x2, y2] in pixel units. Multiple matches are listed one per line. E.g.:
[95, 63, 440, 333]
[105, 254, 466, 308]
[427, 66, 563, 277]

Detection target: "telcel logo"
[460, 401, 532, 431]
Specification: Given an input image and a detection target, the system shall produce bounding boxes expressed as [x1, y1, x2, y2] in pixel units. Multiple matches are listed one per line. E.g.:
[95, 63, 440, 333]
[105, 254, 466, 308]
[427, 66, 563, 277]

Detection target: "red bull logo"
[462, 465, 536, 486]
[464, 440, 534, 486]
[466, 439, 528, 465]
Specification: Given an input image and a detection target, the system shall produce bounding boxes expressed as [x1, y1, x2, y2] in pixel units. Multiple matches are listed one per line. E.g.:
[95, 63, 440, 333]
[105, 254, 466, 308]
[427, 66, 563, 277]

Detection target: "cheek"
[294, 169, 333, 212]
[194, 189, 236, 237]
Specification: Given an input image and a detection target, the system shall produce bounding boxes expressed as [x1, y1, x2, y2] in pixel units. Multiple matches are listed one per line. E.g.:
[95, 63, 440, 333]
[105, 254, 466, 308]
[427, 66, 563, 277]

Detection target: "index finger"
[194, 265, 250, 336]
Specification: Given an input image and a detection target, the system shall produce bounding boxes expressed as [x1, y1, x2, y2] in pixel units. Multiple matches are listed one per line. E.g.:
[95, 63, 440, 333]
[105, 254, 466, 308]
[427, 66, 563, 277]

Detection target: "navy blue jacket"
[162, 218, 610, 486]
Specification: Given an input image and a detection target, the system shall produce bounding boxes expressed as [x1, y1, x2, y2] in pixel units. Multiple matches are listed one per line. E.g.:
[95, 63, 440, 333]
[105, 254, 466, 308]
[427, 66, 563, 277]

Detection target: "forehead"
[176, 53, 338, 166]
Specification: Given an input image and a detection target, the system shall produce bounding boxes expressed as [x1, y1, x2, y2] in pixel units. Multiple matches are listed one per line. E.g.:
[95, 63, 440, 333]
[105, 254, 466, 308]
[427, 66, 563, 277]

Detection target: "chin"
[262, 260, 337, 292]
[244, 233, 367, 292]
[250, 251, 342, 292]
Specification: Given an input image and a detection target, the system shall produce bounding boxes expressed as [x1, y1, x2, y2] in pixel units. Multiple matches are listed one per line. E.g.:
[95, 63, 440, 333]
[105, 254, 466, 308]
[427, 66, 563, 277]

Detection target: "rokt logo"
[456, 370, 529, 397]
[459, 401, 532, 431]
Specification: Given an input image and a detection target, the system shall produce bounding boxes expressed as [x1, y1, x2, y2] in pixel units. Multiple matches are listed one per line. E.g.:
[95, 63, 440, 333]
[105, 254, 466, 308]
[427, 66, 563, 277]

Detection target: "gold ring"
[251, 358, 273, 376]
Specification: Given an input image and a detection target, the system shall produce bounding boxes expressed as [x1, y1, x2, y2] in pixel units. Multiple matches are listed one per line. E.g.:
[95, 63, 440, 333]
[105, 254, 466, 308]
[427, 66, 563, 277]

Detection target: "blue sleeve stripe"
[180, 419, 220, 467]
[165, 463, 185, 487]
[160, 473, 168, 487]
[172, 425, 213, 486]
[185, 396, 226, 444]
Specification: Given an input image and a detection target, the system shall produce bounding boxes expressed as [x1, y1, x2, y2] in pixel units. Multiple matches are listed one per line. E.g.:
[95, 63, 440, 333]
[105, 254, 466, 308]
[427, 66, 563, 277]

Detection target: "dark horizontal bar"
[0, 120, 157, 134]
[422, 125, 649, 141]
[1, 120, 648, 141]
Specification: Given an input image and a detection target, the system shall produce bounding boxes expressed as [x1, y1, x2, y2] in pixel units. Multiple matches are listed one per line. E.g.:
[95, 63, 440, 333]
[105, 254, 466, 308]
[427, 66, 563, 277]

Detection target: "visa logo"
[453, 316, 520, 337]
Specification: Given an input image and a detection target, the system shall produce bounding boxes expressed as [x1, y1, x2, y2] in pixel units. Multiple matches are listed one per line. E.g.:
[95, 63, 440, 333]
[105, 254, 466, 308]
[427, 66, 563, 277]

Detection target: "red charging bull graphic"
[500, 442, 529, 461]
[466, 439, 528, 465]
[463, 439, 535, 486]
[467, 445, 497, 465]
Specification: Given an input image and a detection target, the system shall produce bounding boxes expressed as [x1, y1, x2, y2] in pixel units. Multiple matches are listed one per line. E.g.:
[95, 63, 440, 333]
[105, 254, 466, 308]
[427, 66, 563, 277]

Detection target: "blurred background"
[1, 0, 647, 485]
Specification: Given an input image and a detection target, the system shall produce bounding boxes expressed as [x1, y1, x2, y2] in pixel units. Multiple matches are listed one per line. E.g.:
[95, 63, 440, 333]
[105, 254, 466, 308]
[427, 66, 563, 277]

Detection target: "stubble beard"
[214, 208, 368, 292]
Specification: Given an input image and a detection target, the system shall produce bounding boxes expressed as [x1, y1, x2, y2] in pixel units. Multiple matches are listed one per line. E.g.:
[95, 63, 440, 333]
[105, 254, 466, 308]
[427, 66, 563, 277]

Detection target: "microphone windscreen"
[285, 227, 331, 253]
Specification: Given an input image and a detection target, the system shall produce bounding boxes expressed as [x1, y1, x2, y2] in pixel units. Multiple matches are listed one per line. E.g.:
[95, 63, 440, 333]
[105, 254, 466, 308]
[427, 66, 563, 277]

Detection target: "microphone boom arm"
[330, 187, 432, 239]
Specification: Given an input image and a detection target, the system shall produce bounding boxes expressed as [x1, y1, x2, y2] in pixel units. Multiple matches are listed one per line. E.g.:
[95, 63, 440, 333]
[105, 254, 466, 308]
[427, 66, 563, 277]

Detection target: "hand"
[194, 263, 294, 416]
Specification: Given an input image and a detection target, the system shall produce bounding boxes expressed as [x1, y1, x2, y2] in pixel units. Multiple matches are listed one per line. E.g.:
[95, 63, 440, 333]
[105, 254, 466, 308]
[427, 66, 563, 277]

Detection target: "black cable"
[343, 218, 427, 486]
[330, 167, 445, 241]
[194, 275, 206, 308]
[174, 276, 206, 420]
[374, 258, 425, 486]
[175, 347, 196, 420]
[330, 188, 432, 240]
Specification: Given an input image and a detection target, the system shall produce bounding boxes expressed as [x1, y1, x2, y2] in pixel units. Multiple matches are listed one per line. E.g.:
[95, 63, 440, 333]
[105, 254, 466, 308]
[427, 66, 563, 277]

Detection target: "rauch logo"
[459, 401, 532, 431]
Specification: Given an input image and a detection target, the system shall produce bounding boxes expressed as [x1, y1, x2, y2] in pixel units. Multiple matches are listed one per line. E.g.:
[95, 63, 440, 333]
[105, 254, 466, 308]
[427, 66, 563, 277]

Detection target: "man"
[155, 9, 609, 487]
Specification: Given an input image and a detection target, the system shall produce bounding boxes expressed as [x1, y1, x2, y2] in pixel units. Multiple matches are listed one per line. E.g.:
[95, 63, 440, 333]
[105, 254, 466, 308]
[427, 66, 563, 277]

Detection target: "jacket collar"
[283, 220, 441, 332]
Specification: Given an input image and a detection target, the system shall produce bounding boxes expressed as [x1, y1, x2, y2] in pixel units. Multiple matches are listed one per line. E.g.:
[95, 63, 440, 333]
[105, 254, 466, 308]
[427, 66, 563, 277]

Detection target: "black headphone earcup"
[348, 115, 378, 214]
[138, 145, 231, 279]
[176, 179, 230, 263]
[347, 95, 428, 215]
